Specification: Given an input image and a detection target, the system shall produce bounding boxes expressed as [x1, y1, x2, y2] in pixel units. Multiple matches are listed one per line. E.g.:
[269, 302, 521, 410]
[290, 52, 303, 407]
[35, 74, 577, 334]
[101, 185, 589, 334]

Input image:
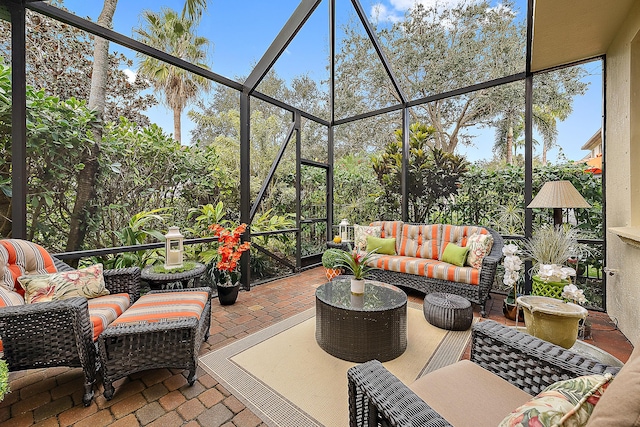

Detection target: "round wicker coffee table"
[315, 278, 407, 362]
[423, 292, 473, 331]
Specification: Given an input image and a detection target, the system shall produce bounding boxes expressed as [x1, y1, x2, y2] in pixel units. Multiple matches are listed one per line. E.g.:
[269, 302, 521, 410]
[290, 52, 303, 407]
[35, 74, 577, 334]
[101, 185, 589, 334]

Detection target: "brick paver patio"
[0, 266, 633, 426]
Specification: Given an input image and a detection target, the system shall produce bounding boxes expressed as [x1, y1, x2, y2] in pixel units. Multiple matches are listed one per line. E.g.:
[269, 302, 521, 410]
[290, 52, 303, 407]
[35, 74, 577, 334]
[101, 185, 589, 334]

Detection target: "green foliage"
[151, 261, 196, 274]
[372, 122, 468, 223]
[322, 249, 343, 268]
[96, 209, 169, 269]
[0, 62, 100, 243]
[0, 358, 8, 402]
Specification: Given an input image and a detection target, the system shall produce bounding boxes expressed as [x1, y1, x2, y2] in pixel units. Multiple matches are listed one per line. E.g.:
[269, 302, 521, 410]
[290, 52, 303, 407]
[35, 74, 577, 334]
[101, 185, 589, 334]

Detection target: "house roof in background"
[532, 0, 635, 72]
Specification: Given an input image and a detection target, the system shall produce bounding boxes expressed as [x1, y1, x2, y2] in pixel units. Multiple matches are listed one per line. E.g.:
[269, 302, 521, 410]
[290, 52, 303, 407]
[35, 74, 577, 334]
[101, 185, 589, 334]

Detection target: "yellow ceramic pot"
[517, 295, 587, 349]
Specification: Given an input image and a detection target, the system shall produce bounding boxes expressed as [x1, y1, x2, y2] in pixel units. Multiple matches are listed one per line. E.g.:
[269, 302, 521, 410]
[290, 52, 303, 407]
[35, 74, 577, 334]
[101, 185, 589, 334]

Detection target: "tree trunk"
[173, 106, 182, 143]
[506, 126, 513, 165]
[66, 0, 118, 255]
[542, 139, 548, 165]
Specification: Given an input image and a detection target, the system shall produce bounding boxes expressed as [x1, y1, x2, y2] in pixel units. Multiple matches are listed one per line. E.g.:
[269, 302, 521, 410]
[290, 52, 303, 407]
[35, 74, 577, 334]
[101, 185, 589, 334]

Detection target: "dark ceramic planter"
[217, 283, 240, 305]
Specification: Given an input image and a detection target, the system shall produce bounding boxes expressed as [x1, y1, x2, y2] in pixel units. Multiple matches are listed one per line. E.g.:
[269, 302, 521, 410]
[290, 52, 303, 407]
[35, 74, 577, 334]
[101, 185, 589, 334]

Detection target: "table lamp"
[527, 181, 591, 228]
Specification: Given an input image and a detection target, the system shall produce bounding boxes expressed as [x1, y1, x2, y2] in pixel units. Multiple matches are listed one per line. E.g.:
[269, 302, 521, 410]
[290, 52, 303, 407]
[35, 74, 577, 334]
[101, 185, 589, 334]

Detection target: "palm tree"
[182, 0, 208, 22]
[135, 8, 211, 143]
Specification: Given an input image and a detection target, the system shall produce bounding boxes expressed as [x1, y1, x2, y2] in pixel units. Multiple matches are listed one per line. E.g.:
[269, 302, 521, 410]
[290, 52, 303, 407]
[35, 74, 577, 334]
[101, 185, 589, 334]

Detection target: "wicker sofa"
[348, 320, 623, 427]
[0, 242, 140, 406]
[362, 221, 503, 316]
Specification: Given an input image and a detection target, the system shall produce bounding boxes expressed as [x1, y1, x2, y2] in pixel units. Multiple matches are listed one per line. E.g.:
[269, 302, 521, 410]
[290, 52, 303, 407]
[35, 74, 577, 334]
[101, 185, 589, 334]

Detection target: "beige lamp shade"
[528, 181, 591, 209]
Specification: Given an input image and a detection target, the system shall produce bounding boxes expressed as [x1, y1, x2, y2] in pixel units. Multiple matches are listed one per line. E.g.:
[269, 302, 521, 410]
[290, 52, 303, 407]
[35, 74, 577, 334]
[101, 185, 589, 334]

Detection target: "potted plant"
[208, 223, 251, 305]
[322, 248, 343, 280]
[523, 224, 591, 299]
[333, 248, 378, 294]
[501, 243, 524, 321]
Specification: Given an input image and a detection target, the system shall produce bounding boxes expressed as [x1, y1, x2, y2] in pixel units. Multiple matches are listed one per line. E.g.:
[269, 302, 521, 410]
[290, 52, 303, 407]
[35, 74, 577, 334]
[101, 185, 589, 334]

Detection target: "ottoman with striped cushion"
[98, 287, 212, 400]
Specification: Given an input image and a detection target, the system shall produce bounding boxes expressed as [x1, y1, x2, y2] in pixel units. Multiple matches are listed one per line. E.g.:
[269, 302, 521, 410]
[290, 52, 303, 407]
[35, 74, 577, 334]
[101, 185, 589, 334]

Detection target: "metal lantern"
[339, 219, 350, 242]
[164, 226, 184, 269]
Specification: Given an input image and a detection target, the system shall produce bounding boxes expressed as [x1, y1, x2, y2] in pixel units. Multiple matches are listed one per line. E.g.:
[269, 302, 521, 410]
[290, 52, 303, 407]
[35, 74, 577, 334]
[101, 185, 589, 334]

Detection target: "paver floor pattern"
[0, 267, 633, 426]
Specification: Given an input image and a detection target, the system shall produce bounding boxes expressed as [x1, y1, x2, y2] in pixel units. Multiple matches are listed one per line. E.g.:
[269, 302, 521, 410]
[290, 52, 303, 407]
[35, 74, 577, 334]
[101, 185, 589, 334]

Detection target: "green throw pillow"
[366, 236, 396, 255]
[442, 243, 469, 267]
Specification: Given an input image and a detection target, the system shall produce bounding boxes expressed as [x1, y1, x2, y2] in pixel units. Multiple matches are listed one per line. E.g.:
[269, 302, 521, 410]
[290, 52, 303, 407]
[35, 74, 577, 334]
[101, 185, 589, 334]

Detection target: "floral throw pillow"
[353, 225, 382, 251]
[18, 264, 109, 304]
[499, 373, 613, 427]
[465, 233, 494, 269]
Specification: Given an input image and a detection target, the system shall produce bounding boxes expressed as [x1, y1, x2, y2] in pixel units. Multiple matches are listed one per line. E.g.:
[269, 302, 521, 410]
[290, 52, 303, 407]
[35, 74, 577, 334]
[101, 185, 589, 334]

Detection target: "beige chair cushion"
[409, 360, 531, 427]
[587, 344, 640, 426]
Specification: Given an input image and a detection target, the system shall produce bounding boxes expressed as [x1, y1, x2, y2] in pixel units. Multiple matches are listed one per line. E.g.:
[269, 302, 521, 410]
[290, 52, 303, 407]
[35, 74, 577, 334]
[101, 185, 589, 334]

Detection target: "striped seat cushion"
[88, 293, 131, 341]
[0, 239, 57, 295]
[367, 254, 481, 286]
[398, 224, 442, 260]
[112, 290, 209, 326]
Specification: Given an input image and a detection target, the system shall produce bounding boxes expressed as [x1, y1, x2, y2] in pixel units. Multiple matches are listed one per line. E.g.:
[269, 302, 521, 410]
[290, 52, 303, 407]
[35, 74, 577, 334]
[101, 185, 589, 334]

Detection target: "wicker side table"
[141, 263, 206, 290]
[423, 292, 473, 331]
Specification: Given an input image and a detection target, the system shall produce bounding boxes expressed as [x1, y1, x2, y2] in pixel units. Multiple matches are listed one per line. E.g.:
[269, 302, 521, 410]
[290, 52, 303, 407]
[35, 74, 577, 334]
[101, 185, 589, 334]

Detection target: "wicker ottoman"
[98, 287, 211, 400]
[423, 292, 473, 331]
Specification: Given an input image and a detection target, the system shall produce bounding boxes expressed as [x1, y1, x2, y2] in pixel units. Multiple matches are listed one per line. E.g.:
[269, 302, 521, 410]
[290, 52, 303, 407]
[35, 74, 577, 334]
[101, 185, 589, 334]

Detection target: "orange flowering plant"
[209, 223, 251, 286]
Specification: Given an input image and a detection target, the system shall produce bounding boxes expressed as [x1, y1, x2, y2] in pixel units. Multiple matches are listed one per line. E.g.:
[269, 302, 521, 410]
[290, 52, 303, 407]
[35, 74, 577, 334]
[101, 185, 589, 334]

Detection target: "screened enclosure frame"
[2, 0, 606, 299]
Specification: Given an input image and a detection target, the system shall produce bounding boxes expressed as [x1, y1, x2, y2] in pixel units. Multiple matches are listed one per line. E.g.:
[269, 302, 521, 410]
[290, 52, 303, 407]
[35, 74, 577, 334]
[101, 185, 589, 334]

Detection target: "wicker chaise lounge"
[0, 256, 140, 406]
[348, 320, 622, 427]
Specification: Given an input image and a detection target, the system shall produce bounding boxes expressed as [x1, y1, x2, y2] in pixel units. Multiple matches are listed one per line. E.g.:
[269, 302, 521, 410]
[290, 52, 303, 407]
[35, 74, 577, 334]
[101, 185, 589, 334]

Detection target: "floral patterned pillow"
[353, 225, 382, 251]
[465, 233, 494, 269]
[499, 373, 613, 427]
[18, 264, 109, 304]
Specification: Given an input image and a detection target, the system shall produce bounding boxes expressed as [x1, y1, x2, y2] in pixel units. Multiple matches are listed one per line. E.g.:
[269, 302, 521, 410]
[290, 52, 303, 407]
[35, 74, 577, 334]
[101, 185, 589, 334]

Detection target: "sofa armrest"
[348, 360, 452, 427]
[103, 267, 141, 302]
[0, 297, 95, 370]
[471, 320, 620, 396]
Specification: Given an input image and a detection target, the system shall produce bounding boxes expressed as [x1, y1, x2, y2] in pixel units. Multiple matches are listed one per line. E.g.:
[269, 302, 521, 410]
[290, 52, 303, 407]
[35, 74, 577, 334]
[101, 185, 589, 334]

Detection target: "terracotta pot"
[325, 268, 341, 281]
[502, 299, 524, 322]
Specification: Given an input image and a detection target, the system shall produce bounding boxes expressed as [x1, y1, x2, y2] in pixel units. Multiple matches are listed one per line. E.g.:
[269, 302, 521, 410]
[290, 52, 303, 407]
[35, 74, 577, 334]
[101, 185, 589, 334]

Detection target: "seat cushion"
[0, 239, 57, 295]
[367, 254, 481, 285]
[88, 293, 131, 341]
[112, 290, 209, 326]
[397, 224, 442, 260]
[409, 360, 532, 427]
[587, 344, 640, 426]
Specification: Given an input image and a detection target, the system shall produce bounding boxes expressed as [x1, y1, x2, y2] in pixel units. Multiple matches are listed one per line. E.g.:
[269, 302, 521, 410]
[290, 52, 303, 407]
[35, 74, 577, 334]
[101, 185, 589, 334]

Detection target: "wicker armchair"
[348, 320, 621, 427]
[0, 257, 140, 406]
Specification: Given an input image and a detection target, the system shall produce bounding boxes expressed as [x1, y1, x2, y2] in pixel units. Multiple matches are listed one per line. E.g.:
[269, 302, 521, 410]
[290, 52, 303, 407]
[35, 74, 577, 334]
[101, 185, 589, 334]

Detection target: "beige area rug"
[199, 303, 473, 427]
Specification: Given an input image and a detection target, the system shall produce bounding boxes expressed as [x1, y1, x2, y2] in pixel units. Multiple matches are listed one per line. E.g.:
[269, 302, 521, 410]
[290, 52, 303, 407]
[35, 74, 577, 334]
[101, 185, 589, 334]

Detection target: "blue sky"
[59, 0, 602, 163]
